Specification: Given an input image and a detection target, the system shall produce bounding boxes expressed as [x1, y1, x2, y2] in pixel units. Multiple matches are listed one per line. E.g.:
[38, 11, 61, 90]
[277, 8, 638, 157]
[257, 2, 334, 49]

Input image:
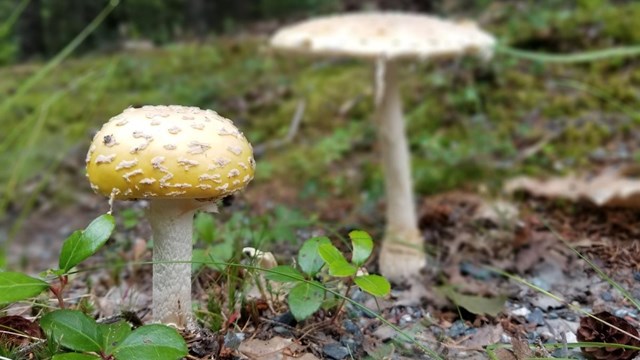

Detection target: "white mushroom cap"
[270, 12, 496, 61]
[86, 105, 255, 200]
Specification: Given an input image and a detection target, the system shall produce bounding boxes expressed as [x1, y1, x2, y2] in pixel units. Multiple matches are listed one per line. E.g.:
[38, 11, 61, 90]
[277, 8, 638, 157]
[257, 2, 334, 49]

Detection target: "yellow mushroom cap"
[86, 105, 255, 200]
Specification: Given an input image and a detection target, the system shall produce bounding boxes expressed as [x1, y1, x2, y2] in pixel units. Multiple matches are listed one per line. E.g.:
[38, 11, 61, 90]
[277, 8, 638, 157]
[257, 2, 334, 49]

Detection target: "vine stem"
[332, 279, 354, 324]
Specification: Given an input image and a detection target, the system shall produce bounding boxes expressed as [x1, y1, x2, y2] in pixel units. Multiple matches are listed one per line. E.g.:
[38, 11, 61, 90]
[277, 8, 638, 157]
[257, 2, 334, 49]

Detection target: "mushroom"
[270, 13, 495, 282]
[86, 105, 255, 327]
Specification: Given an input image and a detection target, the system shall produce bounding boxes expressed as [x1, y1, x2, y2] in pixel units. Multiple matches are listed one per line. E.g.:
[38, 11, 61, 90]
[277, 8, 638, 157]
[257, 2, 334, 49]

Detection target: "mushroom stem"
[147, 198, 196, 327]
[373, 60, 426, 281]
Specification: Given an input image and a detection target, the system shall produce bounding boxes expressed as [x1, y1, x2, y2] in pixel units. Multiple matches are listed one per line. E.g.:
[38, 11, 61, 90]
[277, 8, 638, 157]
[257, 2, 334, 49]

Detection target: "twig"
[253, 100, 305, 157]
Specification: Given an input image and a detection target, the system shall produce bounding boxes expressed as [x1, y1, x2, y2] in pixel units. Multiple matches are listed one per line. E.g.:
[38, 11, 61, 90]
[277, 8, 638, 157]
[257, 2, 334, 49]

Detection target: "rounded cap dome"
[86, 105, 255, 200]
[271, 12, 496, 61]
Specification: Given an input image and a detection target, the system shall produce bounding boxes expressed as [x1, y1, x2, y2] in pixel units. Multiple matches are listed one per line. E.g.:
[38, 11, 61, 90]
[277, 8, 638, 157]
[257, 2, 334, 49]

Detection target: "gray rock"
[323, 343, 350, 360]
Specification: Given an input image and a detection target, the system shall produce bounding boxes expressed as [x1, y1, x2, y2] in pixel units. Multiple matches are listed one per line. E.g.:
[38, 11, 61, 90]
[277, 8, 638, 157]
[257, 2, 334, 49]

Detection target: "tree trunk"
[17, 0, 45, 60]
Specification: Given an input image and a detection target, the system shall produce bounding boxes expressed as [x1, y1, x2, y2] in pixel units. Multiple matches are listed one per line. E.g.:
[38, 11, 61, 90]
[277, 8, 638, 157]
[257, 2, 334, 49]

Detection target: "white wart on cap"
[86, 105, 255, 200]
[270, 12, 496, 61]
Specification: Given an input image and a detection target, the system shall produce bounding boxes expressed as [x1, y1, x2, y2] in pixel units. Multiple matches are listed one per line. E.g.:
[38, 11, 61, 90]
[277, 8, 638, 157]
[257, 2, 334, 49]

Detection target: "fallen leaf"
[436, 286, 507, 317]
[505, 166, 640, 208]
[238, 336, 318, 360]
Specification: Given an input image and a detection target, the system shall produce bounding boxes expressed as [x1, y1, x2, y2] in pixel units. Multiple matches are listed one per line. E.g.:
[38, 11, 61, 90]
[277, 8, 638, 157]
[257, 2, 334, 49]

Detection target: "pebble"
[460, 261, 492, 280]
[224, 332, 244, 350]
[343, 319, 360, 336]
[446, 320, 467, 338]
[600, 291, 613, 302]
[527, 307, 545, 326]
[530, 277, 551, 291]
[273, 326, 293, 336]
[633, 272, 640, 281]
[272, 311, 297, 326]
[512, 306, 531, 317]
[399, 314, 413, 326]
[323, 343, 350, 360]
[340, 336, 358, 353]
[614, 308, 635, 318]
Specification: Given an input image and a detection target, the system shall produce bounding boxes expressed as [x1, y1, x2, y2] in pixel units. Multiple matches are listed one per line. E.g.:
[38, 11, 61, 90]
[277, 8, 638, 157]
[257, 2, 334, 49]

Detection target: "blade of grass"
[0, 0, 30, 36]
[486, 266, 640, 344]
[3, 70, 98, 205]
[486, 341, 640, 360]
[542, 220, 640, 310]
[0, 0, 120, 155]
[496, 44, 640, 63]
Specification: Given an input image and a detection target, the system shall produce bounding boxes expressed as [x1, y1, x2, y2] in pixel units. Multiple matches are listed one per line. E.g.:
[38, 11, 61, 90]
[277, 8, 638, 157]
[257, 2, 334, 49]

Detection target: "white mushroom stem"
[147, 198, 203, 327]
[374, 60, 426, 281]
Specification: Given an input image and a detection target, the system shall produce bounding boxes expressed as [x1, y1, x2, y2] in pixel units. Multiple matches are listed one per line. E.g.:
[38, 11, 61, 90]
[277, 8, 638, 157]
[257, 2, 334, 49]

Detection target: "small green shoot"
[266, 230, 390, 321]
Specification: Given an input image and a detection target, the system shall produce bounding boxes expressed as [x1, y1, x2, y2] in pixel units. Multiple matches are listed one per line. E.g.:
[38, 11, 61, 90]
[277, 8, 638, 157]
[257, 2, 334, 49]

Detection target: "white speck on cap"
[270, 12, 495, 61]
[86, 105, 255, 200]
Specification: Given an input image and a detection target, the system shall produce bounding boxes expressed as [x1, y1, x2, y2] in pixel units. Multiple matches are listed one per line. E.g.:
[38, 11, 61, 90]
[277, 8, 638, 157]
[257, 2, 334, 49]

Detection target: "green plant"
[265, 230, 390, 321]
[0, 214, 187, 360]
[41, 310, 186, 360]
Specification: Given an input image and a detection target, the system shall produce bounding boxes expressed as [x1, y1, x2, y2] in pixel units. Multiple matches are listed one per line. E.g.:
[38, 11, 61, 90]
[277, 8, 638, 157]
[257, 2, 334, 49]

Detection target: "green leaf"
[41, 310, 102, 353]
[318, 243, 356, 277]
[59, 214, 115, 272]
[99, 320, 132, 355]
[349, 230, 373, 266]
[264, 265, 305, 283]
[288, 281, 324, 321]
[52, 353, 101, 360]
[112, 324, 187, 360]
[436, 286, 507, 317]
[298, 236, 330, 276]
[0, 272, 48, 303]
[354, 275, 391, 297]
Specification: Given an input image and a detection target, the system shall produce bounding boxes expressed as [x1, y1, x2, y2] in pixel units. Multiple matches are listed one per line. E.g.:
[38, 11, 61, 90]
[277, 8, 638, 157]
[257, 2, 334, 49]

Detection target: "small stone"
[323, 343, 350, 360]
[399, 314, 413, 326]
[600, 291, 613, 302]
[633, 272, 640, 282]
[223, 332, 244, 350]
[526, 307, 545, 326]
[446, 320, 467, 338]
[511, 306, 531, 317]
[272, 311, 297, 327]
[273, 326, 293, 336]
[460, 261, 492, 280]
[340, 336, 358, 352]
[342, 319, 361, 337]
[615, 309, 631, 318]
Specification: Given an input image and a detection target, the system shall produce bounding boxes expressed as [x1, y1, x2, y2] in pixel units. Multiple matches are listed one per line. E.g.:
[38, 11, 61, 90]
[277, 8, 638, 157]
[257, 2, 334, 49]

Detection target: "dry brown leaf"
[505, 166, 640, 208]
[238, 336, 318, 360]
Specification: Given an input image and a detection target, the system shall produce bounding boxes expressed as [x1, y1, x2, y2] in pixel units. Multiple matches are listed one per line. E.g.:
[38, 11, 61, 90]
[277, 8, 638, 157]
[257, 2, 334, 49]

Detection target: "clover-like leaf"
[288, 281, 324, 321]
[354, 274, 391, 297]
[298, 236, 330, 276]
[318, 243, 356, 277]
[349, 230, 373, 266]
